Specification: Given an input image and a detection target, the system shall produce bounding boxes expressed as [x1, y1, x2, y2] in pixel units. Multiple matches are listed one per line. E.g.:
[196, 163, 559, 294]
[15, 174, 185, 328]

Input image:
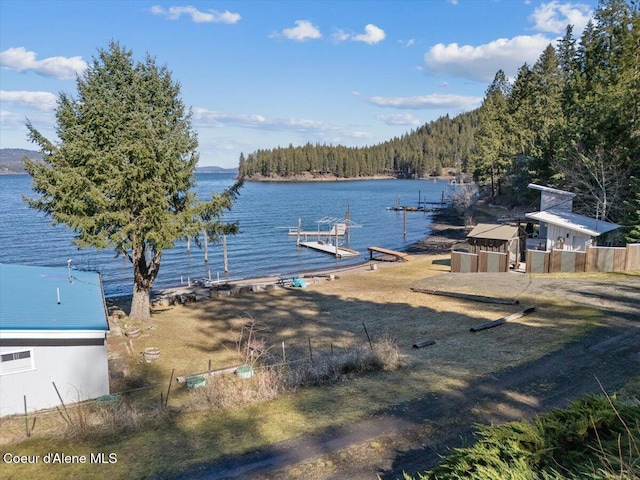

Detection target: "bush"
[404, 393, 640, 480]
[188, 336, 405, 411]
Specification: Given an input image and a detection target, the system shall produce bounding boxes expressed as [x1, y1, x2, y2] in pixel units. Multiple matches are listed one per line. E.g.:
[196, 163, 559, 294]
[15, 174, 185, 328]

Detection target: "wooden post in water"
[345, 205, 351, 243]
[203, 231, 208, 263]
[335, 227, 339, 257]
[403, 209, 407, 237]
[223, 235, 228, 272]
[186, 237, 191, 252]
[297, 218, 302, 246]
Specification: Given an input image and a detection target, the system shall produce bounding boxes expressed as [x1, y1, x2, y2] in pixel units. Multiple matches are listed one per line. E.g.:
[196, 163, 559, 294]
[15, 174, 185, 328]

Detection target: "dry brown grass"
[1, 256, 633, 480]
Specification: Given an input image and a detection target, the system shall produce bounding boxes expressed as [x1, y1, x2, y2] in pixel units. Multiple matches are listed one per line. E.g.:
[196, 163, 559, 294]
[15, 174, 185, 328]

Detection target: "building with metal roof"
[466, 223, 526, 269]
[525, 184, 620, 251]
[0, 263, 110, 417]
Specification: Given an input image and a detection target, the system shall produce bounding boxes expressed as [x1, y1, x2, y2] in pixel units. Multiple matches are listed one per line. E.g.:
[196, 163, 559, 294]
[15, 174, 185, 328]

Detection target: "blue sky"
[0, 0, 597, 168]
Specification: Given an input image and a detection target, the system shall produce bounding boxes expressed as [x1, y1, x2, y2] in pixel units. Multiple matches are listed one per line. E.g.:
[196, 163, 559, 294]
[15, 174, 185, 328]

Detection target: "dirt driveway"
[174, 271, 640, 480]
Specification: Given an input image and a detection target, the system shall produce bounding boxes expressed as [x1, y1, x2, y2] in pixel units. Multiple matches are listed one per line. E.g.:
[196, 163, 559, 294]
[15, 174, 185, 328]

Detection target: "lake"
[0, 173, 449, 297]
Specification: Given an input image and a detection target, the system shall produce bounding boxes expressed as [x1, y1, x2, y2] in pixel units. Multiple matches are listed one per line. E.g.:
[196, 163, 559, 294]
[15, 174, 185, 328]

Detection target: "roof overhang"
[527, 183, 576, 197]
[467, 223, 520, 241]
[525, 210, 619, 237]
[0, 330, 107, 340]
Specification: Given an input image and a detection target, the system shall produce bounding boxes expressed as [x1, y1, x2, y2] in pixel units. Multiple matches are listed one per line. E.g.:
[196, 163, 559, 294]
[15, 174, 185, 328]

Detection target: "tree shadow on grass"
[152, 279, 640, 480]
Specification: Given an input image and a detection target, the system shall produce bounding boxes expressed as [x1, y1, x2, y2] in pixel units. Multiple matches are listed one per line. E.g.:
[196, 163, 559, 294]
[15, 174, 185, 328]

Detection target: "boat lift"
[287, 216, 362, 257]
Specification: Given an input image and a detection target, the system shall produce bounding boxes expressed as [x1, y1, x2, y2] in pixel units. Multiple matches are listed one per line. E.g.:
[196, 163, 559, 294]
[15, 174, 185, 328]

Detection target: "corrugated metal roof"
[467, 223, 520, 241]
[0, 264, 108, 331]
[525, 210, 620, 237]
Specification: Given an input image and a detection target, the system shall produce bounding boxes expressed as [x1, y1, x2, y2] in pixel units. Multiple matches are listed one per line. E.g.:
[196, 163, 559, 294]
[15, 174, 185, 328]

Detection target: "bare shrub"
[186, 366, 286, 411]
[94, 402, 148, 434]
[187, 336, 405, 412]
[445, 183, 479, 226]
[63, 398, 153, 439]
[373, 333, 407, 371]
[236, 317, 273, 367]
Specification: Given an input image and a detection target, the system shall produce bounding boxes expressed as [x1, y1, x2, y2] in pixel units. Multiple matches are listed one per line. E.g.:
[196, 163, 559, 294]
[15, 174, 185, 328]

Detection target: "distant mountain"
[196, 166, 238, 174]
[0, 149, 237, 175]
[0, 149, 42, 174]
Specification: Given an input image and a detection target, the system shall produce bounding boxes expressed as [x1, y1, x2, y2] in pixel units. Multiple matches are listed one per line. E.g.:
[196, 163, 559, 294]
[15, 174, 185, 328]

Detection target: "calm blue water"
[0, 173, 448, 297]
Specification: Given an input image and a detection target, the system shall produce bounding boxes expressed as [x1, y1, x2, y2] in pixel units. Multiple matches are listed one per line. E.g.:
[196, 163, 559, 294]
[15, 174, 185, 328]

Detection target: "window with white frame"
[0, 349, 34, 375]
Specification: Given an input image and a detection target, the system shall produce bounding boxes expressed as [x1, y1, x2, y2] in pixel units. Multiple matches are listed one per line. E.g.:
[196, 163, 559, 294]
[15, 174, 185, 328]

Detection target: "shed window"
[0, 349, 34, 375]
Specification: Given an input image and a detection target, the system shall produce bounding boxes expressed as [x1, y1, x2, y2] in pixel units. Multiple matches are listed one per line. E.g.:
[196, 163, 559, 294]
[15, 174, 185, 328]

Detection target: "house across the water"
[0, 263, 110, 417]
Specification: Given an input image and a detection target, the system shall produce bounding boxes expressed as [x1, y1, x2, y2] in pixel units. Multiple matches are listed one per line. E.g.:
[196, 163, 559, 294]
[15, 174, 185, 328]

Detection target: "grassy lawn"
[0, 256, 614, 479]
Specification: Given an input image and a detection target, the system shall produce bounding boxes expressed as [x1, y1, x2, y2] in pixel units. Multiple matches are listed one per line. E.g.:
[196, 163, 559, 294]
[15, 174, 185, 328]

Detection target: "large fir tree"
[24, 42, 242, 321]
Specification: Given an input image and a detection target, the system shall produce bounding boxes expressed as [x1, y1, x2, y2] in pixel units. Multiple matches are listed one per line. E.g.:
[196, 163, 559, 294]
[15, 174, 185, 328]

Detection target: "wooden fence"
[524, 244, 640, 274]
[452, 244, 640, 274]
[451, 251, 508, 273]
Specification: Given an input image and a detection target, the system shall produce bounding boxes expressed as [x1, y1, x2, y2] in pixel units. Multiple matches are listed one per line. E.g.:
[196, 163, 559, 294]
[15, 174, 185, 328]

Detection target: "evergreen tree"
[24, 42, 242, 321]
[473, 70, 513, 203]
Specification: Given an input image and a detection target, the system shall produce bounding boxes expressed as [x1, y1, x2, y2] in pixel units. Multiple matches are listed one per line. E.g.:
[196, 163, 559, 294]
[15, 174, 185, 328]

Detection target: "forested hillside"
[238, 110, 479, 179]
[0, 149, 42, 174]
[239, 0, 638, 239]
[471, 0, 638, 232]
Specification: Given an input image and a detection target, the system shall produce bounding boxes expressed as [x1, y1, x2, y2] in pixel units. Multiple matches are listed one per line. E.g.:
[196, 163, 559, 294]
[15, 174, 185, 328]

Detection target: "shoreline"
[106, 206, 467, 310]
[243, 171, 458, 183]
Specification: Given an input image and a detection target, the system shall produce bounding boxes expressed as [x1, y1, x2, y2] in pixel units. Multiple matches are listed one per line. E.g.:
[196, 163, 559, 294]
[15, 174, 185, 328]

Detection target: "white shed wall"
[0, 343, 109, 417]
[545, 223, 594, 251]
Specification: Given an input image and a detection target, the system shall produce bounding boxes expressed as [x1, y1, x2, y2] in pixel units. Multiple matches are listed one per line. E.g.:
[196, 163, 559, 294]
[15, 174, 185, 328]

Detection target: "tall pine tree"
[24, 42, 242, 320]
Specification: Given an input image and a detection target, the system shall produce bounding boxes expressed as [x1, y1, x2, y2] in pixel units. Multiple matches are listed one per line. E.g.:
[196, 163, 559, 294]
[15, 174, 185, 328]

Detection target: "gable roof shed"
[467, 223, 521, 241]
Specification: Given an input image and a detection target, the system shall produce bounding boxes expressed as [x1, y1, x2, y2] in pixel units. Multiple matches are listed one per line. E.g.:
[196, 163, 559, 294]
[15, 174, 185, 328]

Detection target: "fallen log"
[176, 364, 242, 384]
[412, 339, 436, 349]
[470, 306, 537, 332]
[411, 288, 519, 305]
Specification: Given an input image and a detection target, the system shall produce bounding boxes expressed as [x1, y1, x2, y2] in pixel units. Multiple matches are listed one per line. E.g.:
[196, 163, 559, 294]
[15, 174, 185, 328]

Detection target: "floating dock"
[299, 241, 360, 258]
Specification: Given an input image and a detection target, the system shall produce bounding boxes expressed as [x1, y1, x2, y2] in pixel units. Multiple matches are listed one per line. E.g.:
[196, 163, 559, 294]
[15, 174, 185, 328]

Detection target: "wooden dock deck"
[368, 246, 414, 262]
[300, 241, 360, 258]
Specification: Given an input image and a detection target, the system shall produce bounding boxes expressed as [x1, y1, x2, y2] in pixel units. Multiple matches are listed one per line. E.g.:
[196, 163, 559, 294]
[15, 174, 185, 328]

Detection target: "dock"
[368, 246, 414, 262]
[288, 222, 347, 241]
[300, 241, 360, 258]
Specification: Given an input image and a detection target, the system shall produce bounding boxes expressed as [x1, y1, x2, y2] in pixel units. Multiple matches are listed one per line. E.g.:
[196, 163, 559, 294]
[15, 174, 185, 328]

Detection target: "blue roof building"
[0, 263, 110, 417]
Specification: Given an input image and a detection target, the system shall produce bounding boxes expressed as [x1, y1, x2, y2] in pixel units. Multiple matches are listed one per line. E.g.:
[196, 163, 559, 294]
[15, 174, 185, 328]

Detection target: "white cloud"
[530, 1, 593, 34]
[150, 5, 241, 24]
[192, 107, 372, 142]
[424, 34, 552, 82]
[352, 24, 386, 45]
[0, 47, 86, 80]
[0, 90, 58, 110]
[332, 24, 386, 45]
[0, 109, 25, 127]
[368, 93, 482, 110]
[277, 20, 322, 42]
[331, 29, 351, 43]
[194, 108, 329, 132]
[376, 113, 421, 126]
